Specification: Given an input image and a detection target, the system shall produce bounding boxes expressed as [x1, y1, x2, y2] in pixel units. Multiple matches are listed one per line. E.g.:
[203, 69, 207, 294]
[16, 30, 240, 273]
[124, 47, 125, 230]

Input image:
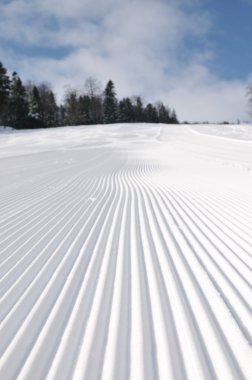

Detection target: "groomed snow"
[0, 123, 251, 380]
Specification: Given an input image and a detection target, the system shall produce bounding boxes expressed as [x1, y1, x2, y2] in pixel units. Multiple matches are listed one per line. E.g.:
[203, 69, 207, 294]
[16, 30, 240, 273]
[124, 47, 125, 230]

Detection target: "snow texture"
[0, 123, 252, 380]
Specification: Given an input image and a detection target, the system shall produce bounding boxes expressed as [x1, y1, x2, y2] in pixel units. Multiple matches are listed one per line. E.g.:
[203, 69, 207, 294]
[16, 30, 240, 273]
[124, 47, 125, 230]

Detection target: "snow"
[189, 123, 252, 142]
[0, 123, 252, 380]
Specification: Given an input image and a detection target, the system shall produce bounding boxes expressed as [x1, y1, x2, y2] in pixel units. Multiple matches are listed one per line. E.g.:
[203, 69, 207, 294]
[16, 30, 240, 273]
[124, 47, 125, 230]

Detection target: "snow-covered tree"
[26, 82, 59, 128]
[28, 86, 43, 125]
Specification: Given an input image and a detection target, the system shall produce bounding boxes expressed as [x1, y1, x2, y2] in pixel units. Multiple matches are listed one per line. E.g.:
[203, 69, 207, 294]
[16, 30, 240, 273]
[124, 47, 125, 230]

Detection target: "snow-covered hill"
[0, 123, 251, 379]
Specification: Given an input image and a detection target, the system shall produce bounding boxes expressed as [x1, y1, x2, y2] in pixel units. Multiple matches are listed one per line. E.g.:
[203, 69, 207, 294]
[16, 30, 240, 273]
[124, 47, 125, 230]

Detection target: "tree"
[84, 77, 103, 124]
[0, 62, 10, 123]
[38, 83, 59, 128]
[79, 95, 91, 124]
[0, 60, 181, 128]
[133, 96, 145, 122]
[58, 105, 66, 126]
[84, 77, 101, 98]
[144, 103, 158, 123]
[8, 72, 29, 129]
[64, 89, 82, 125]
[170, 108, 179, 124]
[46, 90, 59, 127]
[118, 97, 134, 123]
[118, 99, 128, 123]
[90, 95, 103, 124]
[27, 85, 43, 128]
[25, 82, 59, 128]
[103, 80, 118, 124]
[156, 102, 171, 123]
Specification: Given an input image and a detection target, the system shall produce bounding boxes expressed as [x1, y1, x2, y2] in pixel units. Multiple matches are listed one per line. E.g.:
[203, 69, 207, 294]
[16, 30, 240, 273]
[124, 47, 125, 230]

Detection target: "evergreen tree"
[156, 102, 171, 123]
[133, 96, 145, 122]
[118, 97, 134, 123]
[170, 108, 179, 124]
[41, 90, 59, 128]
[0, 62, 10, 123]
[103, 80, 117, 124]
[124, 97, 134, 122]
[8, 72, 29, 129]
[118, 99, 128, 123]
[27, 86, 43, 128]
[25, 82, 59, 128]
[0, 60, 180, 128]
[37, 83, 59, 128]
[43, 91, 58, 127]
[88, 95, 103, 124]
[58, 105, 66, 126]
[144, 103, 158, 123]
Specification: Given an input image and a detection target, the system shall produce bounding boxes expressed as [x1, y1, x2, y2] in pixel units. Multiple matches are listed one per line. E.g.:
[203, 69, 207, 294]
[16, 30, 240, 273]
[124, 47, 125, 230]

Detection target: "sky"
[0, 0, 252, 122]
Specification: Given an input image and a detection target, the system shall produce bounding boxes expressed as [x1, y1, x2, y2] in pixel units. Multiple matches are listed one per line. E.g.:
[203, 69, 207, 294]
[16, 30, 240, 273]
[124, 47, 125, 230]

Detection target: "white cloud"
[166, 64, 249, 122]
[0, 0, 251, 122]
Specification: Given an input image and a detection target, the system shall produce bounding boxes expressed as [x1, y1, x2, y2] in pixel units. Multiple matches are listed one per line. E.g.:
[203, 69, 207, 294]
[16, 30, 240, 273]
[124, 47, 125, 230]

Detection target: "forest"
[0, 61, 179, 129]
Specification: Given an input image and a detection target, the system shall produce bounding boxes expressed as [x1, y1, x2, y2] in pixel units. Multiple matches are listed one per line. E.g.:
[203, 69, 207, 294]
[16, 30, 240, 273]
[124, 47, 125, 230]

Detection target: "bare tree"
[84, 77, 103, 124]
[64, 88, 82, 125]
[84, 77, 102, 98]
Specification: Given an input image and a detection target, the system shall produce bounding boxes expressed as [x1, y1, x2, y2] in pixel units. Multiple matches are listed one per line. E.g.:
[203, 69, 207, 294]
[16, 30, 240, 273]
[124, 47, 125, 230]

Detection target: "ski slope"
[0, 123, 252, 380]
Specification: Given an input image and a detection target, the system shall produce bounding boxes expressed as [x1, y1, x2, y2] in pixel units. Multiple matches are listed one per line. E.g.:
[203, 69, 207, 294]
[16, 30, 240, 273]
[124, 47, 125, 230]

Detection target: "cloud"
[0, 0, 251, 122]
[166, 65, 248, 123]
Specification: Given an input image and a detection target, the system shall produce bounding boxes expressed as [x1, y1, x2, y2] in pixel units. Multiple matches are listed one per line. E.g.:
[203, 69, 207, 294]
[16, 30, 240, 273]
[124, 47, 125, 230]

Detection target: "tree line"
[0, 61, 179, 129]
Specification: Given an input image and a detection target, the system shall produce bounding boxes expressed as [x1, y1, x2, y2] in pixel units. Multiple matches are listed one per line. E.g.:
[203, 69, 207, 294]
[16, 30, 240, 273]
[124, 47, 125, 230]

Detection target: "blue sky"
[0, 0, 251, 122]
[204, 0, 252, 80]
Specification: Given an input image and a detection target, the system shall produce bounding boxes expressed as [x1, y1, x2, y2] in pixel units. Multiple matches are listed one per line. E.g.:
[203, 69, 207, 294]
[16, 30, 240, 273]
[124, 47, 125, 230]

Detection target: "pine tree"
[28, 86, 43, 128]
[30, 86, 41, 119]
[40, 86, 59, 128]
[133, 96, 144, 122]
[170, 109, 179, 124]
[37, 84, 56, 127]
[118, 100, 127, 123]
[25, 82, 59, 128]
[103, 80, 117, 124]
[145, 103, 158, 123]
[156, 102, 171, 123]
[0, 62, 10, 123]
[8, 72, 29, 129]
[118, 97, 134, 123]
[46, 91, 59, 127]
[124, 98, 134, 122]
[58, 105, 66, 126]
